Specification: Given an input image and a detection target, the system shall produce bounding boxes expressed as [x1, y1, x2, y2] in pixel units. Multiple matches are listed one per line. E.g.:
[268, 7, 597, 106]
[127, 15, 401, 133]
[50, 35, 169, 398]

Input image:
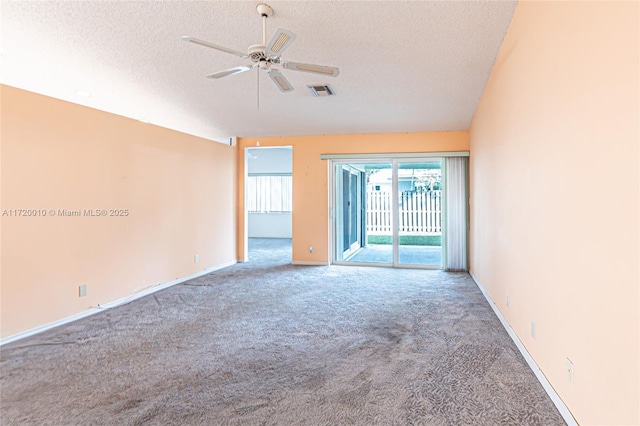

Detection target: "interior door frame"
[242, 145, 293, 263]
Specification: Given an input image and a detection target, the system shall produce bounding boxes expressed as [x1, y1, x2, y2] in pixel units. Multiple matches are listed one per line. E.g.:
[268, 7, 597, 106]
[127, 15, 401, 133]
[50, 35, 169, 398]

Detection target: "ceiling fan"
[182, 3, 339, 93]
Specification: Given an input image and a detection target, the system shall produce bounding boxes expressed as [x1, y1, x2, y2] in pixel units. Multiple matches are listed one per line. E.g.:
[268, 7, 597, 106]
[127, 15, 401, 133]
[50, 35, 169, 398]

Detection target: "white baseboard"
[291, 260, 329, 266]
[0, 260, 237, 346]
[469, 271, 578, 426]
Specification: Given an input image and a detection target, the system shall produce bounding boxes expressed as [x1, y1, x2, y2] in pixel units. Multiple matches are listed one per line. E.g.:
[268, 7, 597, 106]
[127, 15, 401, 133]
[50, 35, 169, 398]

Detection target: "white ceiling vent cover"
[308, 85, 335, 97]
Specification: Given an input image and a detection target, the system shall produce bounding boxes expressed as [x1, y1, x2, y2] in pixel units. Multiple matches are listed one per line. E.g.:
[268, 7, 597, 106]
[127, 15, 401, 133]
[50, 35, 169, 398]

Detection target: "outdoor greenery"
[367, 235, 441, 246]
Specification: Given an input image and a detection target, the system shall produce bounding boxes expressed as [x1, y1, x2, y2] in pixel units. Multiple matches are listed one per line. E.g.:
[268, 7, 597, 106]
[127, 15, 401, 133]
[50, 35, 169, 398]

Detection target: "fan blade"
[282, 61, 340, 77]
[206, 65, 254, 79]
[265, 28, 297, 57]
[182, 36, 248, 59]
[268, 70, 294, 92]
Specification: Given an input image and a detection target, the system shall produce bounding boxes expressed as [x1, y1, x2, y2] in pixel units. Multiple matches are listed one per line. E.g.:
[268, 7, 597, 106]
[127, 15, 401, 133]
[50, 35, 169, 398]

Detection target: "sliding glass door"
[334, 162, 392, 263]
[340, 165, 364, 259]
[332, 159, 442, 268]
[396, 161, 442, 267]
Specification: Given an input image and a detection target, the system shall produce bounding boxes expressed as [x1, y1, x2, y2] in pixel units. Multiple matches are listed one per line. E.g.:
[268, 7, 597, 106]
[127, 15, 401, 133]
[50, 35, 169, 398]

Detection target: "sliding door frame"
[394, 158, 444, 269]
[330, 159, 392, 266]
[336, 164, 365, 259]
[329, 153, 469, 269]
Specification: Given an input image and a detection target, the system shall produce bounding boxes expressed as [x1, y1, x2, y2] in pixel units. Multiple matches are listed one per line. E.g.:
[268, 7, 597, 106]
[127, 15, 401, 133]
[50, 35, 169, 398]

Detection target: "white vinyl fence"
[367, 190, 442, 235]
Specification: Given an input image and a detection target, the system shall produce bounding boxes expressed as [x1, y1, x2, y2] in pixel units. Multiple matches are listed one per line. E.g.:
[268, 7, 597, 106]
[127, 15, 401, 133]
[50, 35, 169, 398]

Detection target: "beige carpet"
[1, 239, 566, 425]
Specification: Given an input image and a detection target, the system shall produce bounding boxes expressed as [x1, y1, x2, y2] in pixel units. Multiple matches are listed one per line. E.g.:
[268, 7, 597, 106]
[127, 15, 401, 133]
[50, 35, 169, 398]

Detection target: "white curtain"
[444, 157, 468, 271]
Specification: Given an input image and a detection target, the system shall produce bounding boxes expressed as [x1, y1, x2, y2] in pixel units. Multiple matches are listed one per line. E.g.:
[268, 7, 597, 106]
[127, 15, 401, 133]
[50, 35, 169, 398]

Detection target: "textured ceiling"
[1, 1, 518, 144]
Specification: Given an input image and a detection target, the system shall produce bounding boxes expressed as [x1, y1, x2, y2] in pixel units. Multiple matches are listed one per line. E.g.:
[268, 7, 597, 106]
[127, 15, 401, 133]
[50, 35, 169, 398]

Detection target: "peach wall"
[1, 85, 237, 338]
[237, 132, 469, 263]
[469, 2, 639, 425]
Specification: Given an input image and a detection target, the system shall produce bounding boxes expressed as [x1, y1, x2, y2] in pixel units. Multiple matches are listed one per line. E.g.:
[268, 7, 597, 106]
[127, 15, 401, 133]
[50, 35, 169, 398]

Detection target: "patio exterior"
[344, 189, 442, 266]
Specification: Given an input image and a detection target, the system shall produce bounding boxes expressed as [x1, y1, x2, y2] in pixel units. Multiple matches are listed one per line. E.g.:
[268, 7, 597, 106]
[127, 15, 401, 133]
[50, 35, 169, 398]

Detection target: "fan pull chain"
[257, 67, 260, 110]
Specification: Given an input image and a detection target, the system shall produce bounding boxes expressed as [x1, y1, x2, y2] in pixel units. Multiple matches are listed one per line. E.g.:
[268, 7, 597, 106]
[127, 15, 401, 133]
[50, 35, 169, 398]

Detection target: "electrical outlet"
[79, 285, 87, 297]
[309, 246, 314, 253]
[506, 294, 510, 307]
[566, 358, 574, 383]
[531, 321, 536, 339]
[194, 254, 199, 264]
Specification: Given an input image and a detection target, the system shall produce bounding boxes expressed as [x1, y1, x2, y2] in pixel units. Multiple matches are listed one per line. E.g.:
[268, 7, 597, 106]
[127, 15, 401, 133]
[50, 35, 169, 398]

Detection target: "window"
[247, 175, 292, 213]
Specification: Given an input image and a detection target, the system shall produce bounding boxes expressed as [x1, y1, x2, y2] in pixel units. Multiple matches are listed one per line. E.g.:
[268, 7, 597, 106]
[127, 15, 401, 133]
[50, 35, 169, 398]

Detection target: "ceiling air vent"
[307, 85, 335, 97]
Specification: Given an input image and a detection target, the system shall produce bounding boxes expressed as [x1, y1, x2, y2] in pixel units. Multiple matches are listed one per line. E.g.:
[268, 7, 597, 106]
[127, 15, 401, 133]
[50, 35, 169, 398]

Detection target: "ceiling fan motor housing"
[248, 44, 268, 62]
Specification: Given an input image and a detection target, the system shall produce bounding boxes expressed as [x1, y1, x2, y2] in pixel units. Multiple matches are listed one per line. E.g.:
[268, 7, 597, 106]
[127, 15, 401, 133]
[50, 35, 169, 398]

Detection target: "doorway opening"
[245, 146, 292, 265]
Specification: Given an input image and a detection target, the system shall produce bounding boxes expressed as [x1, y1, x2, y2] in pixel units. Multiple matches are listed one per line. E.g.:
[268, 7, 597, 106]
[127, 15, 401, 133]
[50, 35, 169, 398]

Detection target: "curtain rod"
[319, 151, 469, 160]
